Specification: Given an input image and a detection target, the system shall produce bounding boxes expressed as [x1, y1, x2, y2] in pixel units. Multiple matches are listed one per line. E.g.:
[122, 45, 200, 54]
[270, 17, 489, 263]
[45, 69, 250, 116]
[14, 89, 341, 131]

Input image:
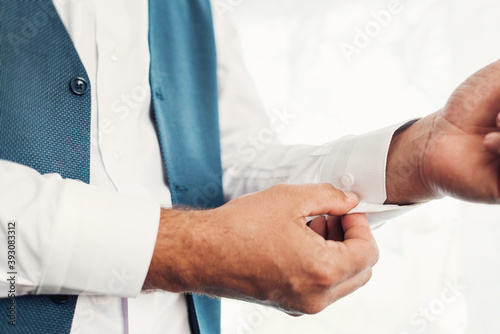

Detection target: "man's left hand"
[386, 59, 500, 204]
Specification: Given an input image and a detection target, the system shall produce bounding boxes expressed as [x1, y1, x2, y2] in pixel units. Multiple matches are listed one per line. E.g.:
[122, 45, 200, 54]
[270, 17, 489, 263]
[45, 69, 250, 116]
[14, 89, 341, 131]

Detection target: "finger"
[309, 216, 327, 239]
[281, 269, 373, 316]
[326, 213, 379, 280]
[326, 215, 344, 242]
[342, 213, 375, 245]
[283, 310, 304, 317]
[296, 269, 373, 315]
[292, 183, 359, 217]
[484, 132, 500, 155]
[326, 269, 373, 305]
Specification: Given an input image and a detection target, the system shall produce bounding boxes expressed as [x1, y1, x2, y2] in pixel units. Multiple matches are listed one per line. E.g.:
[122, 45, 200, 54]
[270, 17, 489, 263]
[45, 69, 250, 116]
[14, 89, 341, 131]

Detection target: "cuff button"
[340, 174, 354, 188]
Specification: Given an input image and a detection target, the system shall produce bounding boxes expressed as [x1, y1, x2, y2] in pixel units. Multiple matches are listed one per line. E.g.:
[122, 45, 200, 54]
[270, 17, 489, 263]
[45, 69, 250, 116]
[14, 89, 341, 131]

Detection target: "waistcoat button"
[69, 77, 88, 95]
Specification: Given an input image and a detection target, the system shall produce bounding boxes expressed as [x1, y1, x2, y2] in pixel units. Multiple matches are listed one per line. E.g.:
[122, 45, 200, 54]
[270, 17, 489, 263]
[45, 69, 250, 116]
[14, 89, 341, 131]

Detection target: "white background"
[220, 0, 500, 333]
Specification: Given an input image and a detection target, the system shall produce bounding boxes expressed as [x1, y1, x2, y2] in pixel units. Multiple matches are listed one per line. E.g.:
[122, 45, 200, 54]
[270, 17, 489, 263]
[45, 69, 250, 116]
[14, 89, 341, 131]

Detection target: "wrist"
[385, 113, 442, 204]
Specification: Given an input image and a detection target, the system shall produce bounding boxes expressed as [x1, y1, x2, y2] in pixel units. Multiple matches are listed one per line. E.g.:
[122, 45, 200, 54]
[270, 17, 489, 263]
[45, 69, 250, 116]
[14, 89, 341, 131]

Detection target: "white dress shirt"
[0, 0, 406, 333]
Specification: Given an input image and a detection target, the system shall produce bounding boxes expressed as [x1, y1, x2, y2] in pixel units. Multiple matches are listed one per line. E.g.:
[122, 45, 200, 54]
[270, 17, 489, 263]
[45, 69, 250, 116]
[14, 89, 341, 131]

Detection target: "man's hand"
[386, 59, 500, 204]
[144, 184, 379, 315]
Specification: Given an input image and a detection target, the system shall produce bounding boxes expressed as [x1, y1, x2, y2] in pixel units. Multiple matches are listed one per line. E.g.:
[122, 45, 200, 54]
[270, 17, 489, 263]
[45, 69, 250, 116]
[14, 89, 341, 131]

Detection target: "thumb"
[296, 183, 360, 217]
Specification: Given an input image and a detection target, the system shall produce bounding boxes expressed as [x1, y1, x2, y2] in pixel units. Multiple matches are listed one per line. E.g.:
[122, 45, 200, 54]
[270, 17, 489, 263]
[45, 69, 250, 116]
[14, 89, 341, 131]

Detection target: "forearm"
[143, 208, 215, 293]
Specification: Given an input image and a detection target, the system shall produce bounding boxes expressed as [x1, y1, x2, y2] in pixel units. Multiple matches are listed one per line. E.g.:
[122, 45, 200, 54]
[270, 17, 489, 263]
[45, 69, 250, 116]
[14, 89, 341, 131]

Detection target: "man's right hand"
[143, 183, 379, 315]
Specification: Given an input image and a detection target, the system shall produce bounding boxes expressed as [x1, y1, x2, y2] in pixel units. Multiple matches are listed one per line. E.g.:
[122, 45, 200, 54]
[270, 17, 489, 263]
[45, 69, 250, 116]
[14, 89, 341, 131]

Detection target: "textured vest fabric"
[0, 0, 224, 333]
[0, 0, 91, 181]
[0, 1, 90, 333]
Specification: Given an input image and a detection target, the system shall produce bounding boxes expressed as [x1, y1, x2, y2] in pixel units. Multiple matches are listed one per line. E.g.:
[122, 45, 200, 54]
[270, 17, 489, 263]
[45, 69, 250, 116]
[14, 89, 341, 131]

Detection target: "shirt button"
[69, 77, 88, 95]
[109, 50, 120, 62]
[113, 151, 122, 161]
[340, 174, 354, 188]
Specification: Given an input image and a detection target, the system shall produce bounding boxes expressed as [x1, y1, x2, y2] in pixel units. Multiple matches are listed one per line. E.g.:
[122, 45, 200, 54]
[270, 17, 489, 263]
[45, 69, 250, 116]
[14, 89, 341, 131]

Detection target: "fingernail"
[343, 191, 359, 201]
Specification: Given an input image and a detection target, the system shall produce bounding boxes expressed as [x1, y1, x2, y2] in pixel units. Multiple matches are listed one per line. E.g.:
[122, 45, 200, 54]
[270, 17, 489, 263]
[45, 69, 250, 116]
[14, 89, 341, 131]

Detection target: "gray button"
[50, 295, 69, 304]
[70, 77, 88, 95]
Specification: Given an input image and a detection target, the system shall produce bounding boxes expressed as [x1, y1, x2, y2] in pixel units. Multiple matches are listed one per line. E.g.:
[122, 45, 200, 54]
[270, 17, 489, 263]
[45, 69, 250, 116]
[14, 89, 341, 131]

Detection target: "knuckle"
[286, 275, 304, 296]
[357, 239, 380, 269]
[320, 183, 337, 196]
[364, 269, 373, 284]
[321, 183, 344, 202]
[321, 182, 335, 191]
[319, 270, 336, 287]
[269, 183, 283, 192]
[357, 269, 373, 289]
[312, 265, 343, 288]
[301, 300, 329, 315]
[373, 247, 380, 266]
[368, 241, 380, 267]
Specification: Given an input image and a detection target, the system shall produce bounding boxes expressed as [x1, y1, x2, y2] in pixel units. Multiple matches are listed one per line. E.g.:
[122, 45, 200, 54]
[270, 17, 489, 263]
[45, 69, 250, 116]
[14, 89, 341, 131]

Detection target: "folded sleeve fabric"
[221, 119, 415, 227]
[0, 160, 160, 298]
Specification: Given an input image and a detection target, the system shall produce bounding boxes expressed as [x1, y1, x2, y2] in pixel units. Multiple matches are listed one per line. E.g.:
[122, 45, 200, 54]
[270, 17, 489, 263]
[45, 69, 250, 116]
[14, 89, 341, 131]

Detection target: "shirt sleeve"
[0, 159, 160, 297]
[213, 11, 416, 227]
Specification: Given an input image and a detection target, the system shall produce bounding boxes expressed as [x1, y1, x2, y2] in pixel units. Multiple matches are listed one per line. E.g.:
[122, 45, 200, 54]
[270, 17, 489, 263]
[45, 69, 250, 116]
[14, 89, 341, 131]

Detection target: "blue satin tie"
[0, 0, 224, 333]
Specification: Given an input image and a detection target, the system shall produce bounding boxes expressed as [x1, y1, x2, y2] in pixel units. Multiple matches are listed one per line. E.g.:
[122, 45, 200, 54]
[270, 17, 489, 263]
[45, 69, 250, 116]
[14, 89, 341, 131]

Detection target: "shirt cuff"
[318, 120, 415, 226]
[38, 179, 160, 297]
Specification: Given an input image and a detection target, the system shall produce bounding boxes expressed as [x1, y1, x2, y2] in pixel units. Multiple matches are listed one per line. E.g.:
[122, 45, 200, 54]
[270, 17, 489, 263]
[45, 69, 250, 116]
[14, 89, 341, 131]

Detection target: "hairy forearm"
[143, 208, 216, 292]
